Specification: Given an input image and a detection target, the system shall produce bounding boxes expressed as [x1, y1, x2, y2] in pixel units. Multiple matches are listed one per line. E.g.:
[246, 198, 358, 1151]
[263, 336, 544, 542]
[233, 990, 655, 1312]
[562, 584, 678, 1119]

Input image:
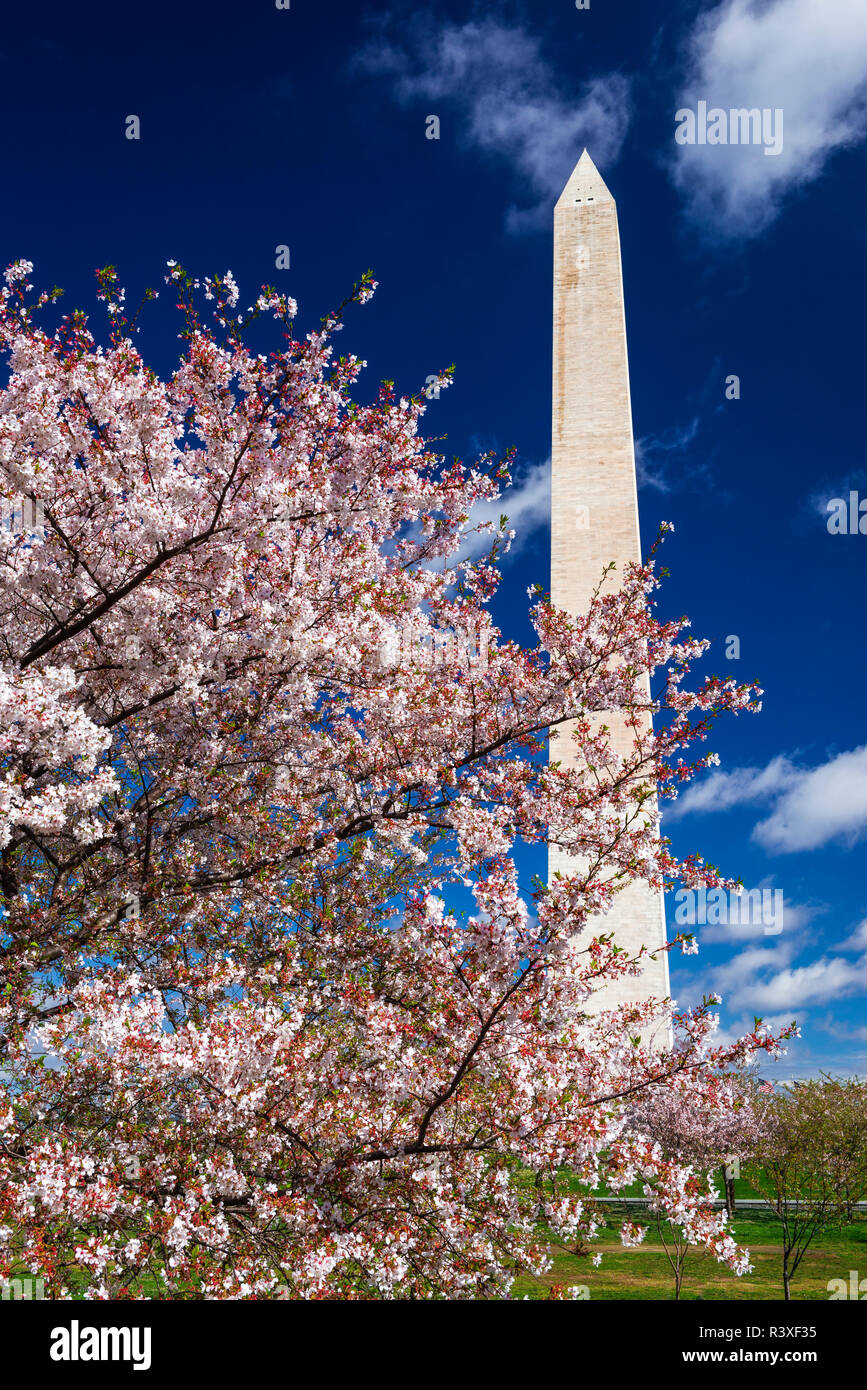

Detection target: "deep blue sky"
[3, 0, 866, 1078]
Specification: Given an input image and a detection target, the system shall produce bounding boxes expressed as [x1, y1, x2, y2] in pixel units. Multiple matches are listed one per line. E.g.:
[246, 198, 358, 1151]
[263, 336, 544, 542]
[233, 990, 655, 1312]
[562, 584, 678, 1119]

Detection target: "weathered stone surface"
[549, 151, 670, 1018]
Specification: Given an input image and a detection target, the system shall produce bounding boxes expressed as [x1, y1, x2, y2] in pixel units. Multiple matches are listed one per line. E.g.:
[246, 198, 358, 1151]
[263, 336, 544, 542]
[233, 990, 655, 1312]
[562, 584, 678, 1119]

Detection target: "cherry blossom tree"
[624, 1071, 763, 1297]
[0, 259, 793, 1300]
[630, 1070, 763, 1207]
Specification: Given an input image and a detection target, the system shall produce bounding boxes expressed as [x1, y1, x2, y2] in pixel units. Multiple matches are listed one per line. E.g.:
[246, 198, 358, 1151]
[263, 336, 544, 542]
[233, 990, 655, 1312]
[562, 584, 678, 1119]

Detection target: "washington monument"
[548, 150, 670, 1016]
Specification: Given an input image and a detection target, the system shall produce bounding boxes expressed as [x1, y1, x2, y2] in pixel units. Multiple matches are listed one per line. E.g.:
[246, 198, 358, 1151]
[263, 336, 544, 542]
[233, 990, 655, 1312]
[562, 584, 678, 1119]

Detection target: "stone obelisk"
[549, 150, 670, 1018]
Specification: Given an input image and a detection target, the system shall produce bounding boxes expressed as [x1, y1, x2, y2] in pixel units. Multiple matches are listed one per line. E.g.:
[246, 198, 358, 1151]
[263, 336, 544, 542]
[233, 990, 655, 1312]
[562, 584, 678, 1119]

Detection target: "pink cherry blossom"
[0, 262, 793, 1300]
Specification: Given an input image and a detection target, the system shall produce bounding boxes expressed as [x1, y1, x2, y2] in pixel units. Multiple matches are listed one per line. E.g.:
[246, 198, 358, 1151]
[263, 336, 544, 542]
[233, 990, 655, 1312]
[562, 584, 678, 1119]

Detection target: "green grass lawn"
[512, 1203, 867, 1301]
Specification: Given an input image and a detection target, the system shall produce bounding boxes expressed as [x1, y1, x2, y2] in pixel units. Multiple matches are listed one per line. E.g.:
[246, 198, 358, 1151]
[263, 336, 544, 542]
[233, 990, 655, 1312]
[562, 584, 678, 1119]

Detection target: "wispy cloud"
[453, 458, 550, 561]
[354, 15, 631, 232]
[817, 1012, 867, 1044]
[634, 417, 703, 493]
[801, 467, 867, 529]
[670, 0, 867, 240]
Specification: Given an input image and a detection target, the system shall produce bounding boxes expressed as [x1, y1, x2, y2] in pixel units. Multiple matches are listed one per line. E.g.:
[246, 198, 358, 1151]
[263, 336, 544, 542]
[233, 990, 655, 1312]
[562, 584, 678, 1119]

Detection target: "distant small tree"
[749, 1077, 867, 1300]
[628, 1071, 762, 1299]
[820, 1075, 867, 1223]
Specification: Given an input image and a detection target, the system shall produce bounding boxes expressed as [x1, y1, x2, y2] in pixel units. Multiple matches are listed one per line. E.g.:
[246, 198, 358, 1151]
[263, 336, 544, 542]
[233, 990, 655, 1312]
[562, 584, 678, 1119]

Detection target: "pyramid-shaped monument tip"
[556, 150, 614, 208]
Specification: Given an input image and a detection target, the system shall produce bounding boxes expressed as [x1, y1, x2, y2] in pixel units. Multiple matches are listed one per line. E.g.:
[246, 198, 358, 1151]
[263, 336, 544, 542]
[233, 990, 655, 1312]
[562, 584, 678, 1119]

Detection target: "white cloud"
[453, 458, 550, 561]
[841, 919, 867, 954]
[693, 931, 867, 1013]
[671, 0, 867, 239]
[665, 754, 799, 820]
[667, 745, 867, 854]
[355, 17, 631, 231]
[707, 942, 794, 997]
[730, 953, 867, 1012]
[754, 745, 867, 852]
